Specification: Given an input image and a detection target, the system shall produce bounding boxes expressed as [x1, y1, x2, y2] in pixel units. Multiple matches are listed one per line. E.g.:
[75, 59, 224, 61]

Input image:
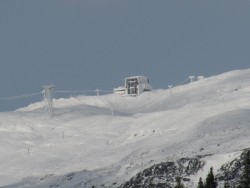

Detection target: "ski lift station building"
[114, 76, 152, 96]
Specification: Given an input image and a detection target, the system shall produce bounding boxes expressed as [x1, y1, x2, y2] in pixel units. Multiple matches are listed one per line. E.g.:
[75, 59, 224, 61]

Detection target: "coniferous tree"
[237, 150, 250, 188]
[205, 167, 217, 188]
[174, 176, 185, 188]
[197, 177, 204, 188]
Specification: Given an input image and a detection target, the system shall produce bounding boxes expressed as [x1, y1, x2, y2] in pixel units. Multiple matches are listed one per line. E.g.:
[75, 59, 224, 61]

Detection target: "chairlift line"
[55, 89, 113, 93]
[55, 90, 94, 93]
[0, 92, 42, 102]
[0, 86, 111, 110]
[0, 89, 113, 103]
[98, 89, 113, 92]
[4, 95, 37, 102]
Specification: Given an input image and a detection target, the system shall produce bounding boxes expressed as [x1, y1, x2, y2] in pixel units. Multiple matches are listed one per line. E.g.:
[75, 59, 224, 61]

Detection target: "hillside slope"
[1, 69, 250, 187]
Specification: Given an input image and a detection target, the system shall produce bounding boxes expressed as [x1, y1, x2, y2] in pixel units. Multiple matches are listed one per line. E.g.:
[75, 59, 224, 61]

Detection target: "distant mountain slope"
[1, 69, 250, 187]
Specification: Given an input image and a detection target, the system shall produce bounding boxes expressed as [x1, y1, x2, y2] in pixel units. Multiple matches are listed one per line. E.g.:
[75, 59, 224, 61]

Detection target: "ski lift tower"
[43, 85, 55, 118]
[189, 76, 196, 83]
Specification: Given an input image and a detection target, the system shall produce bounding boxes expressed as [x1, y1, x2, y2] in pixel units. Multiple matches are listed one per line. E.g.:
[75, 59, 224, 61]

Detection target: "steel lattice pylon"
[43, 85, 55, 118]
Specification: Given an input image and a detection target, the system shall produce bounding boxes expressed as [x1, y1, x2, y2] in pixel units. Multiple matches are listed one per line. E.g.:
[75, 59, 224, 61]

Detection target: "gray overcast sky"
[0, 0, 250, 111]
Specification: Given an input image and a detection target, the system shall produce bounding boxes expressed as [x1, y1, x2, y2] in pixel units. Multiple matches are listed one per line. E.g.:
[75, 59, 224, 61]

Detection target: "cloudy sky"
[0, 0, 250, 111]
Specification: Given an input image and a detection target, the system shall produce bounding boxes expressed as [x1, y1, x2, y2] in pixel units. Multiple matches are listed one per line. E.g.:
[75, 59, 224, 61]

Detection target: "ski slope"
[1, 69, 250, 187]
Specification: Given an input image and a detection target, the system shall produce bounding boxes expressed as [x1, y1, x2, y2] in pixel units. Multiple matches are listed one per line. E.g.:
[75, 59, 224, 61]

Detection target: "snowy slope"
[1, 69, 250, 187]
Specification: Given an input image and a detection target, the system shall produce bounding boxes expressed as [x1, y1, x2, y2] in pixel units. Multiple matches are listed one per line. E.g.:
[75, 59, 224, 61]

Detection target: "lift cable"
[0, 92, 42, 102]
[55, 89, 113, 93]
[55, 90, 94, 93]
[0, 89, 114, 103]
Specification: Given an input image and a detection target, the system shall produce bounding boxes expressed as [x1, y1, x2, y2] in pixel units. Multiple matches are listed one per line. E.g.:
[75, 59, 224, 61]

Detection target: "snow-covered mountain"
[1, 69, 250, 188]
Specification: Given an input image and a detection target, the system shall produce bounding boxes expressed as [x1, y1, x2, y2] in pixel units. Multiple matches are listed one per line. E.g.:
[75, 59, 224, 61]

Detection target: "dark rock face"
[120, 157, 205, 188]
[217, 157, 242, 182]
[216, 150, 250, 187]
[119, 150, 250, 188]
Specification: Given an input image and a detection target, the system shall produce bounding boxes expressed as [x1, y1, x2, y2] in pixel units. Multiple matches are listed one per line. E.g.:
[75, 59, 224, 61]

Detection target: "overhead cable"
[0, 92, 41, 102]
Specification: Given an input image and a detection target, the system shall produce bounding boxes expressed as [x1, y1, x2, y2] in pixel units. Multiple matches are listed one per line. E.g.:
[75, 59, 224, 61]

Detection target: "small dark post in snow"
[28, 148, 30, 155]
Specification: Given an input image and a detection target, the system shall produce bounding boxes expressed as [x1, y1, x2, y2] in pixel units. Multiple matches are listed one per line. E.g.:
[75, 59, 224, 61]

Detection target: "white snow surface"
[1, 69, 250, 187]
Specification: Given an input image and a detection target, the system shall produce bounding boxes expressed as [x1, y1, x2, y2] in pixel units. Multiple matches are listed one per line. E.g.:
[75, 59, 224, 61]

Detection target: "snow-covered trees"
[197, 167, 217, 188]
[205, 167, 218, 188]
[197, 177, 204, 188]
